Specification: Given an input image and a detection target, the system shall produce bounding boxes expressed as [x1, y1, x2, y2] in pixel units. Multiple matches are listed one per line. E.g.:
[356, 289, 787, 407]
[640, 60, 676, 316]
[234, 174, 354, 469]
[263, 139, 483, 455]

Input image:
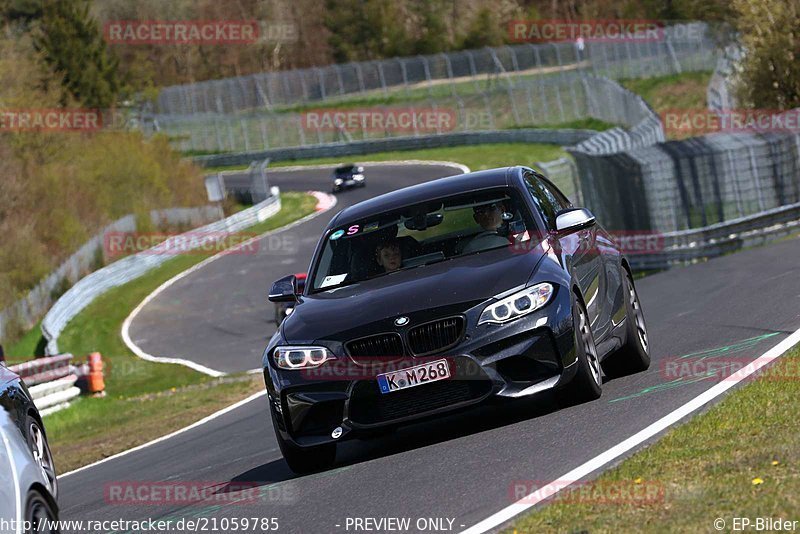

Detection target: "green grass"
[621, 71, 712, 140]
[510, 117, 616, 132]
[511, 346, 800, 533]
[6, 321, 47, 362]
[34, 192, 317, 472]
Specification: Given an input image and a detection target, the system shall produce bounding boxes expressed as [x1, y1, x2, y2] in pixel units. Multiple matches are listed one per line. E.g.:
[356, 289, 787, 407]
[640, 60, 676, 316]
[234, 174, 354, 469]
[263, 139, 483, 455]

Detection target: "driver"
[460, 201, 510, 254]
[375, 239, 402, 272]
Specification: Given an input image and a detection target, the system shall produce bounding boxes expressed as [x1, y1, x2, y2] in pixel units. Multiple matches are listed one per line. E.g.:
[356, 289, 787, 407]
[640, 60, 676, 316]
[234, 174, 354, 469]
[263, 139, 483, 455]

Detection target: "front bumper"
[264, 287, 577, 448]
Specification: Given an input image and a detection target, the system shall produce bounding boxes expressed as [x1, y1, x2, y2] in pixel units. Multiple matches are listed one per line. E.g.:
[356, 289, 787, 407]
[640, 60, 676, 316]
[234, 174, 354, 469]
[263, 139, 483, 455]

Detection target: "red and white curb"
[309, 191, 337, 212]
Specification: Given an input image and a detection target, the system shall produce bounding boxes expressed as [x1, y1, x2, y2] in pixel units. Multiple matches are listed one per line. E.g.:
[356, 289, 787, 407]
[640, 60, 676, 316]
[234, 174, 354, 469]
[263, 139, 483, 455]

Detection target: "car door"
[523, 171, 611, 340]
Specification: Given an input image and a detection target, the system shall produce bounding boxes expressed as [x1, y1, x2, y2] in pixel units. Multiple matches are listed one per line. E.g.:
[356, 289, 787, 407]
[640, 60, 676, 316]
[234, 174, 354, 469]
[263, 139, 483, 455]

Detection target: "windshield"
[335, 165, 357, 175]
[310, 188, 537, 292]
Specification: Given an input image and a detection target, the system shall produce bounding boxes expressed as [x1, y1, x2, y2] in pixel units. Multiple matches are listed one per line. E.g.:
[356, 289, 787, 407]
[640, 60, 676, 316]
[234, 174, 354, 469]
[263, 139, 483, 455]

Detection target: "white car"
[0, 364, 59, 533]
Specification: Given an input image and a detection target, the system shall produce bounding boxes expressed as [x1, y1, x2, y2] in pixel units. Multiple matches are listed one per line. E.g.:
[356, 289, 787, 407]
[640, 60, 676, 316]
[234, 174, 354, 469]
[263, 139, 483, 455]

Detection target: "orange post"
[87, 352, 105, 396]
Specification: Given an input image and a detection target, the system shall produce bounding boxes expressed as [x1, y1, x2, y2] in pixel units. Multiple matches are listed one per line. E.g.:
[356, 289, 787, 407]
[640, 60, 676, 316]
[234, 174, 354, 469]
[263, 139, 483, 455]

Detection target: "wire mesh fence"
[155, 71, 667, 155]
[154, 23, 716, 115]
[572, 130, 800, 233]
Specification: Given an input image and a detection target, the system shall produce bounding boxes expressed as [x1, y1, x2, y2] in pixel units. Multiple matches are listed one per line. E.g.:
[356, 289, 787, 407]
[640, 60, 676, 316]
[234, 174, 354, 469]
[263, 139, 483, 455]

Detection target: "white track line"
[60, 390, 267, 479]
[122, 160, 469, 376]
[121, 192, 337, 377]
[71, 161, 469, 477]
[461, 327, 800, 534]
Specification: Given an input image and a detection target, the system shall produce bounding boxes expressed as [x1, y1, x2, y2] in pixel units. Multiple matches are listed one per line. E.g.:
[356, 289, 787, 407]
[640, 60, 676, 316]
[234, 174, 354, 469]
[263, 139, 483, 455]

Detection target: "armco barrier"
[627, 201, 800, 271]
[9, 354, 80, 416]
[41, 191, 281, 355]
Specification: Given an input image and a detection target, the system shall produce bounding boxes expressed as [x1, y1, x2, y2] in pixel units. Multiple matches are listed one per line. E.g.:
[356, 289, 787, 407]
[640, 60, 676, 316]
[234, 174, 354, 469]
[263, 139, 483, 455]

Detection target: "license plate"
[377, 359, 451, 394]
[345, 179, 355, 185]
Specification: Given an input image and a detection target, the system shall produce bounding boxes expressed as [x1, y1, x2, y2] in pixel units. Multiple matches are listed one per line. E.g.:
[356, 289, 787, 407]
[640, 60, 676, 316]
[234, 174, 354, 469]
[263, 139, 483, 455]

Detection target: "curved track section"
[126, 163, 464, 374]
[59, 161, 800, 533]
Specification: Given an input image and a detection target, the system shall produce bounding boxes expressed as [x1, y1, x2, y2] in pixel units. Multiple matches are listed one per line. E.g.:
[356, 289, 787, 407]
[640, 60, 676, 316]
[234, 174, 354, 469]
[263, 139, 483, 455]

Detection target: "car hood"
[282, 246, 543, 343]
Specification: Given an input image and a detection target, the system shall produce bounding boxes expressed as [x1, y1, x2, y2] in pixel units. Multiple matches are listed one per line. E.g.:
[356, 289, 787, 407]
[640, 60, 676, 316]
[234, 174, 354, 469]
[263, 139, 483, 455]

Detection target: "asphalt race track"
[127, 164, 464, 374]
[60, 163, 800, 533]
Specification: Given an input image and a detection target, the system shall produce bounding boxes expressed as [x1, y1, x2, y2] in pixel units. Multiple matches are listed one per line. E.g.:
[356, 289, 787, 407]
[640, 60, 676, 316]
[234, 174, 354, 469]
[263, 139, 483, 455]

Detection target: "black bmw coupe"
[265, 166, 650, 473]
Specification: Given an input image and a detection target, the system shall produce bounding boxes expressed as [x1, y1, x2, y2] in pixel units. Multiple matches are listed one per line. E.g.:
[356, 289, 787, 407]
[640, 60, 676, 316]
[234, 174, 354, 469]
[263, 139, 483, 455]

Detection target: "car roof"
[334, 166, 519, 223]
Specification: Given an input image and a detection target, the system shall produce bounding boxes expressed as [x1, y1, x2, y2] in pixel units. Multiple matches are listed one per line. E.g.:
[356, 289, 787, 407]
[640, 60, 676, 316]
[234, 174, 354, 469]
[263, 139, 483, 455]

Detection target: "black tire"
[562, 291, 602, 402]
[25, 415, 58, 500]
[605, 269, 651, 377]
[25, 490, 58, 534]
[270, 408, 336, 474]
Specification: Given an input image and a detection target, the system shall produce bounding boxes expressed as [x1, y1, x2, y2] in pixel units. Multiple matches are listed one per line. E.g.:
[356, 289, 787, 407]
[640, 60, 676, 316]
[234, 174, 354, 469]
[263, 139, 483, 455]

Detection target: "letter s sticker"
[346, 224, 360, 236]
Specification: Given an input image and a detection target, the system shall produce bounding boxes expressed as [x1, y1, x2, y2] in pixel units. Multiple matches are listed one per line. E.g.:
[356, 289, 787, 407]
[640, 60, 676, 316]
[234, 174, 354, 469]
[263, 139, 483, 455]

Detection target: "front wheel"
[270, 408, 336, 474]
[562, 292, 602, 402]
[25, 490, 58, 534]
[605, 270, 650, 376]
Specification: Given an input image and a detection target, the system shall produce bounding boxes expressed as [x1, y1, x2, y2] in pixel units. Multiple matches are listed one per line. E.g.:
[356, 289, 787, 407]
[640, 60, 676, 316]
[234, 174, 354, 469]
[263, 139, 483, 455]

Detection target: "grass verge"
[510, 346, 800, 533]
[34, 192, 317, 473]
[621, 71, 712, 140]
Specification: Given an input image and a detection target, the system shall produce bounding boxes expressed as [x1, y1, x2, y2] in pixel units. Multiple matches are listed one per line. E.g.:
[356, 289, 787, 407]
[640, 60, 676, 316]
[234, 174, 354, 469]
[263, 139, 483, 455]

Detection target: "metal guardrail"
[627, 201, 800, 270]
[9, 354, 81, 416]
[0, 205, 224, 345]
[41, 191, 281, 355]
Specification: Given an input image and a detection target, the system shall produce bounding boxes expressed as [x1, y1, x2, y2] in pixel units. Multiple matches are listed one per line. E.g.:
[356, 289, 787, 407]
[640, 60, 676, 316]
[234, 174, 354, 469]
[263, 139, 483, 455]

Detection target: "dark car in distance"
[330, 164, 366, 193]
[265, 166, 650, 473]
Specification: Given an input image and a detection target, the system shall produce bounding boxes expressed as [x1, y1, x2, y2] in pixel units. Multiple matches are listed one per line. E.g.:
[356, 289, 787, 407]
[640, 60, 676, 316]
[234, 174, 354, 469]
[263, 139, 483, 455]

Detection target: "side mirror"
[555, 208, 596, 233]
[268, 275, 297, 302]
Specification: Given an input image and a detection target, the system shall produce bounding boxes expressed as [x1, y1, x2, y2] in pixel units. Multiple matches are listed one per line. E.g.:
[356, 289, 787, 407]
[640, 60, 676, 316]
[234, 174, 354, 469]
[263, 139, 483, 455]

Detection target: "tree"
[324, 0, 410, 62]
[460, 7, 507, 49]
[409, 0, 449, 55]
[33, 0, 121, 108]
[731, 0, 800, 110]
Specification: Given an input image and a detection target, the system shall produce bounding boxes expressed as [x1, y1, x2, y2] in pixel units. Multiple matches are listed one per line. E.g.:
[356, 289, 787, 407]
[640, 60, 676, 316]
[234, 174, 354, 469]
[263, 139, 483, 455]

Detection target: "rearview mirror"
[269, 275, 297, 302]
[555, 208, 596, 233]
[404, 212, 443, 231]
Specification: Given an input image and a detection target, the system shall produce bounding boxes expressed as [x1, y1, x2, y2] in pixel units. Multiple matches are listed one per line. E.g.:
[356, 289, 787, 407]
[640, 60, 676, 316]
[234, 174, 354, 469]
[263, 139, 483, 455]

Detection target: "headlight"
[334, 178, 344, 185]
[478, 283, 553, 325]
[273, 346, 336, 370]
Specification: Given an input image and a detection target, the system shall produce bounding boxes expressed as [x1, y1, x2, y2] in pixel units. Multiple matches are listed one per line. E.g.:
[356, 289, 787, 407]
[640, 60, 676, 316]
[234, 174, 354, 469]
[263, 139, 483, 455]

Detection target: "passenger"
[375, 240, 402, 272]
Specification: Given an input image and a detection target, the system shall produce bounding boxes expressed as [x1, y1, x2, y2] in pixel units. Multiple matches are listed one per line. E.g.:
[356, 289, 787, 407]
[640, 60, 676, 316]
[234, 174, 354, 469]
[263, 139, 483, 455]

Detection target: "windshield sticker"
[363, 221, 379, 232]
[321, 273, 348, 288]
[346, 224, 360, 236]
[330, 229, 345, 240]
